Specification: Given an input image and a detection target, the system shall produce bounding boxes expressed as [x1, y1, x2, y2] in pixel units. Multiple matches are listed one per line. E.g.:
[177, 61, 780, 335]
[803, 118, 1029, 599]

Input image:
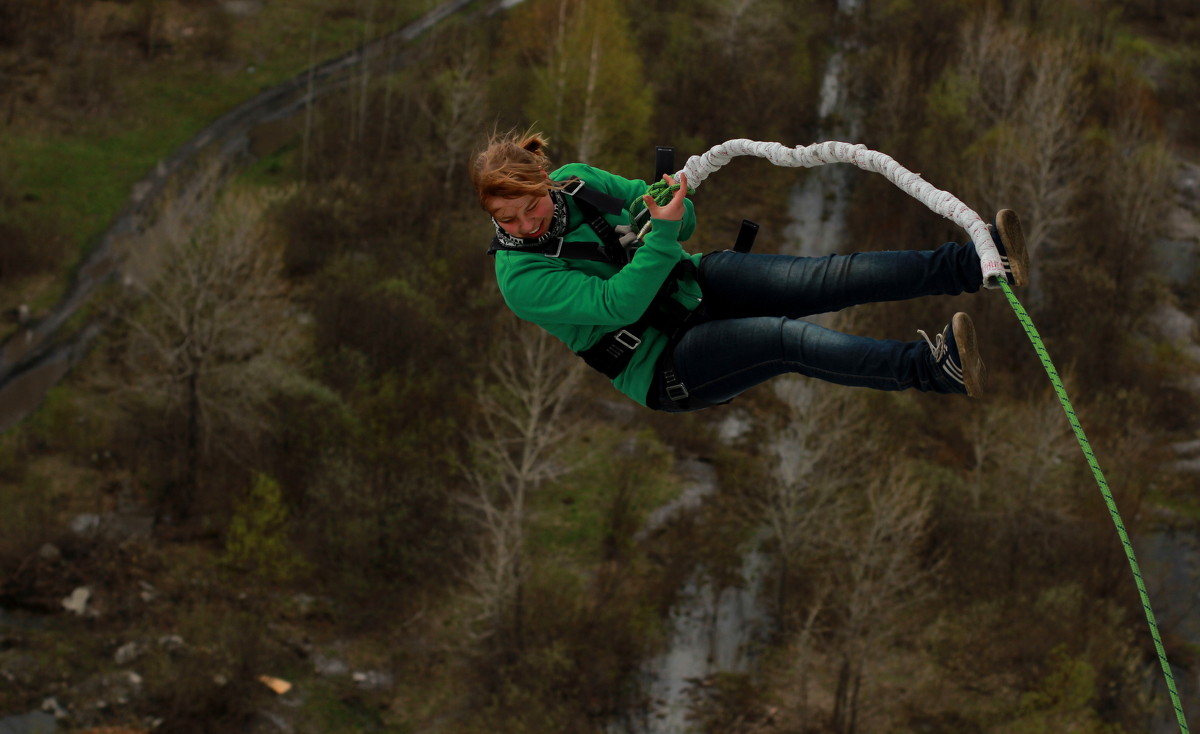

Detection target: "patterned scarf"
[491, 189, 569, 250]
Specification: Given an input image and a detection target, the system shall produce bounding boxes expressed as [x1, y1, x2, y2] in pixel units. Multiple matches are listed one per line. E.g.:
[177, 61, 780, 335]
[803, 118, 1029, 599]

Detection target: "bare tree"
[416, 46, 487, 190]
[122, 189, 301, 518]
[758, 378, 940, 733]
[460, 319, 583, 653]
[758, 377, 866, 627]
[826, 466, 937, 734]
[959, 16, 1090, 285]
[1097, 105, 1175, 301]
[965, 392, 1077, 511]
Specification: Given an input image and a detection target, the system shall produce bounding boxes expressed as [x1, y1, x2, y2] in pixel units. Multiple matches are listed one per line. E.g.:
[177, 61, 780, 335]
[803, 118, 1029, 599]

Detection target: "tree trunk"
[183, 369, 200, 520]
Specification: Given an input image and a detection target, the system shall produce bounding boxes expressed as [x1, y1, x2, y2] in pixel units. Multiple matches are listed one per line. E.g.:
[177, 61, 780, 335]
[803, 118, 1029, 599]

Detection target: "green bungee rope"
[630, 180, 696, 239]
[644, 179, 694, 205]
[998, 279, 1191, 734]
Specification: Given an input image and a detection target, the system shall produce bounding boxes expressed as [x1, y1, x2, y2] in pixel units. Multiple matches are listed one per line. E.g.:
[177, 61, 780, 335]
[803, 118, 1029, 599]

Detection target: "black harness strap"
[486, 173, 722, 410]
[575, 260, 702, 379]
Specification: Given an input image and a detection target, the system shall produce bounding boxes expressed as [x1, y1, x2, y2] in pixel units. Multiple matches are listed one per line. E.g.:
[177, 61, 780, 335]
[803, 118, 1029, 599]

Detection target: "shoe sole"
[952, 312, 985, 398]
[995, 209, 1028, 287]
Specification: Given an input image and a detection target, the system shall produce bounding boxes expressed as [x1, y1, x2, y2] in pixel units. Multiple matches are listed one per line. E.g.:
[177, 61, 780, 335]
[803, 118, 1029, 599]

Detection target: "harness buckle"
[547, 238, 565, 257]
[561, 178, 585, 196]
[663, 369, 689, 402]
[665, 382, 690, 402]
[613, 330, 642, 350]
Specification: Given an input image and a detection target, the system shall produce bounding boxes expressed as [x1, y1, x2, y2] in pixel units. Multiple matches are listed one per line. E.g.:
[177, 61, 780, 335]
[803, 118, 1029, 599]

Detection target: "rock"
[158, 634, 185, 653]
[138, 582, 159, 604]
[36, 544, 60, 562]
[114, 641, 144, 666]
[39, 698, 67, 720]
[69, 511, 153, 543]
[351, 670, 394, 691]
[312, 651, 348, 677]
[61, 588, 90, 616]
[69, 515, 100, 536]
[1154, 304, 1197, 343]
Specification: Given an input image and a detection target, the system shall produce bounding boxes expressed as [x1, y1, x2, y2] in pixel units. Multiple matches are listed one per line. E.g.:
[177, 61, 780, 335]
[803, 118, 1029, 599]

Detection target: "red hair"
[470, 129, 566, 209]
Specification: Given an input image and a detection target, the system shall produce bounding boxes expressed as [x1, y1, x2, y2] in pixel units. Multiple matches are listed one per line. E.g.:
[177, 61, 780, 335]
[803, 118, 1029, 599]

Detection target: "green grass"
[528, 427, 680, 568]
[301, 686, 400, 733]
[3, 0, 436, 253]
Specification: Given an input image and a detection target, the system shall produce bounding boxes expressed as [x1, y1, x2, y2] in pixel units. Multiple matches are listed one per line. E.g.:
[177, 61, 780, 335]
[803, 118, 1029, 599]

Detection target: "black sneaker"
[918, 312, 985, 397]
[990, 209, 1028, 287]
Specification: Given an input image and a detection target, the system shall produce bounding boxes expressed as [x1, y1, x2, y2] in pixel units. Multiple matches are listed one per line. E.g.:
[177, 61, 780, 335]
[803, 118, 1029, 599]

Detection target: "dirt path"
[0, 0, 484, 432]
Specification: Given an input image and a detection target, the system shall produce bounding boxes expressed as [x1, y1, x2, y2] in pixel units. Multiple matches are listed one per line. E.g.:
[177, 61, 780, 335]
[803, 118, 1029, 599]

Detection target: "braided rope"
[1000, 280, 1190, 734]
[674, 139, 1007, 285]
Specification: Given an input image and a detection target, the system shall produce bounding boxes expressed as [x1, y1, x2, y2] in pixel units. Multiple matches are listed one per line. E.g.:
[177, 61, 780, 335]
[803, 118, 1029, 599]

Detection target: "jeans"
[647, 242, 984, 411]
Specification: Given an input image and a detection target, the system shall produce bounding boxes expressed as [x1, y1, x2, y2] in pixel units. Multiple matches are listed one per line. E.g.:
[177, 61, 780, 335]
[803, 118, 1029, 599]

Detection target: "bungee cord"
[1000, 279, 1190, 734]
[668, 138, 1190, 733]
[673, 138, 1008, 286]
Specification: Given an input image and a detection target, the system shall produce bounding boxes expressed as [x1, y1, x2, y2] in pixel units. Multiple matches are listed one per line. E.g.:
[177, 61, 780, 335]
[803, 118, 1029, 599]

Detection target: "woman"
[470, 130, 1027, 412]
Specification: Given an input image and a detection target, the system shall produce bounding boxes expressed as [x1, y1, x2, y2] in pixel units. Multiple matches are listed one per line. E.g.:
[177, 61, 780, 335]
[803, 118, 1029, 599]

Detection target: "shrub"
[223, 473, 307, 583]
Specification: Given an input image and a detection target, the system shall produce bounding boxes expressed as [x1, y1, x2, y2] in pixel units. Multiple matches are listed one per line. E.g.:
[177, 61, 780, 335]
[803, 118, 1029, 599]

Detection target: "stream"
[615, 0, 1200, 729]
[610, 10, 865, 731]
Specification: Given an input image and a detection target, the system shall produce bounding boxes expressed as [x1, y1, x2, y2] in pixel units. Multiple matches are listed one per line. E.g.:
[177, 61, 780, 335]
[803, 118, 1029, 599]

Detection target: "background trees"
[0, 0, 1195, 731]
[119, 190, 302, 519]
[461, 320, 582, 654]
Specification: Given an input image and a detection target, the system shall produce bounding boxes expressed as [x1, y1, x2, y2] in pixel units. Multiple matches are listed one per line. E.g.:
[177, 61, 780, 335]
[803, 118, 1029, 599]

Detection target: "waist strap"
[576, 260, 701, 379]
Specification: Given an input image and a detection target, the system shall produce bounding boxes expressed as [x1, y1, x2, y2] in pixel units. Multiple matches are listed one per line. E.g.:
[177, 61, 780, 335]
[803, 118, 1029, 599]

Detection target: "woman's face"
[485, 192, 555, 239]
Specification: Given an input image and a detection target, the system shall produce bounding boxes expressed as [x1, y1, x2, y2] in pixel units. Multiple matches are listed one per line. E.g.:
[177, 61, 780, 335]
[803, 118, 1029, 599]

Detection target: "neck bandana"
[491, 189, 569, 250]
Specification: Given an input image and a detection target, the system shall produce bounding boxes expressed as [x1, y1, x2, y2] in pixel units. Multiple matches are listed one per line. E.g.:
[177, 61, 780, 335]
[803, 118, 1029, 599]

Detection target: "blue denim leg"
[698, 242, 982, 318]
[652, 316, 962, 410]
[648, 243, 979, 410]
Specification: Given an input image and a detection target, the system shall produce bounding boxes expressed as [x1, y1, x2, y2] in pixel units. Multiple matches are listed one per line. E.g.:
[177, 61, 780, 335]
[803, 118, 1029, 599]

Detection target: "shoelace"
[918, 324, 965, 386]
[917, 324, 950, 362]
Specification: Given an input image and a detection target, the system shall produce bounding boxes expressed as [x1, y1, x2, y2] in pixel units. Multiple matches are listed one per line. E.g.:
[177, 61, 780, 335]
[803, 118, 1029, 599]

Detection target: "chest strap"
[487, 178, 632, 264]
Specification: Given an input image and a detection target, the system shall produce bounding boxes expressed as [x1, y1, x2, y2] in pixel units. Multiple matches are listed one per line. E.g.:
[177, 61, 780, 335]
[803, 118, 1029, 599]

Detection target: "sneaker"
[918, 312, 985, 397]
[990, 209, 1028, 287]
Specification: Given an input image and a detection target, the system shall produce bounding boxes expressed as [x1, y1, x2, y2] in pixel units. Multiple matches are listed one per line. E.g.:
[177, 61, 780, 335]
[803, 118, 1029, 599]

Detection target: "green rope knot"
[645, 179, 695, 206]
[630, 180, 696, 223]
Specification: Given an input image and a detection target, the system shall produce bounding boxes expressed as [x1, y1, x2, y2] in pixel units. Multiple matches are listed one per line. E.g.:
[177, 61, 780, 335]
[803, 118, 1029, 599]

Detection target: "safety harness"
[487, 176, 710, 410]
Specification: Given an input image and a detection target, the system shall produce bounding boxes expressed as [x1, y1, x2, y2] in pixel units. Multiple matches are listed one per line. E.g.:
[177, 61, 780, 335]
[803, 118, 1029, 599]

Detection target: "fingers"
[642, 173, 688, 221]
[663, 172, 686, 187]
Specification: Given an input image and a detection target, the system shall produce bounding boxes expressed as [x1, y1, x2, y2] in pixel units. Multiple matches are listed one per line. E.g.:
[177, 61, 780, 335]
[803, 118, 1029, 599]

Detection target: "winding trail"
[0, 0, 490, 432]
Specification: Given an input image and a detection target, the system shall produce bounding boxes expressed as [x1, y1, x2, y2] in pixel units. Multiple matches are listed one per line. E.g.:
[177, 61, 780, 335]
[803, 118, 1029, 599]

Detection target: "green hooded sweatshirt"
[493, 163, 701, 407]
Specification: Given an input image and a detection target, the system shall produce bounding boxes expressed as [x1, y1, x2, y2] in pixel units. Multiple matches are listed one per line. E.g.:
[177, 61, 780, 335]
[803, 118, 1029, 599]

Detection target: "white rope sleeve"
[675, 139, 1006, 286]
